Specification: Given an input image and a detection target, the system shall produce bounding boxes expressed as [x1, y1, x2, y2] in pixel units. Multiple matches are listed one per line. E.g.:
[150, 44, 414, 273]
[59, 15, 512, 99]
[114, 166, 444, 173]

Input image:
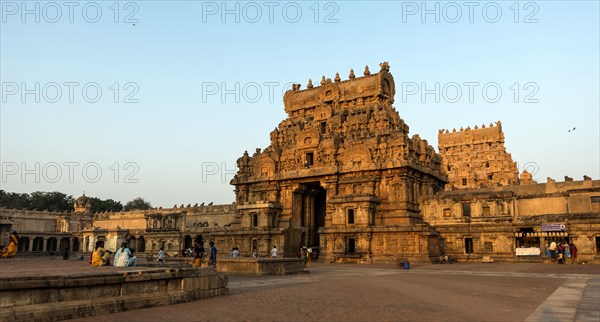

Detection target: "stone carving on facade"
[520, 170, 535, 185]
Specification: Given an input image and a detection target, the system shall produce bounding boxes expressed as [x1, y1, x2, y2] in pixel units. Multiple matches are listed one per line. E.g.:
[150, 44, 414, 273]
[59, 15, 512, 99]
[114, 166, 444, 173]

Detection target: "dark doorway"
[195, 235, 204, 248]
[184, 235, 192, 249]
[18, 237, 29, 252]
[464, 238, 474, 254]
[347, 238, 356, 254]
[296, 182, 326, 248]
[127, 237, 137, 251]
[47, 237, 57, 252]
[33, 237, 43, 252]
[137, 236, 145, 252]
[59, 237, 70, 253]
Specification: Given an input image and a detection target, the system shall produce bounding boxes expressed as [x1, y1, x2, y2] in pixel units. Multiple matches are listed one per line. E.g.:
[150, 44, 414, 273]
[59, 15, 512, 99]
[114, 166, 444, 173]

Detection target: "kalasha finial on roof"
[307, 79, 313, 89]
[349, 69, 355, 79]
[320, 76, 326, 86]
[363, 65, 370, 76]
[334, 72, 341, 83]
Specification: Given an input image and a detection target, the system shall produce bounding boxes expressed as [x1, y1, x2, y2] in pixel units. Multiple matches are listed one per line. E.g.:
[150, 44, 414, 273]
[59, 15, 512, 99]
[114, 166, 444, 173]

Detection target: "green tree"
[124, 197, 152, 211]
[29, 191, 74, 212]
[89, 197, 123, 212]
[0, 190, 31, 210]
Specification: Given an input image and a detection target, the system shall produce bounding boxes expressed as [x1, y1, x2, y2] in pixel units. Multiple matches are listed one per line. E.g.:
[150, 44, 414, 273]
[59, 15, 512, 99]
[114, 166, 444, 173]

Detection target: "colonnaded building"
[1, 63, 599, 264]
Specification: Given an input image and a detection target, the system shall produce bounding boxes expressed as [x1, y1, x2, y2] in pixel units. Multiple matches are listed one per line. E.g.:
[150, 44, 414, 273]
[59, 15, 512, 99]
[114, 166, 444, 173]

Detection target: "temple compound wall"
[420, 177, 600, 263]
[0, 207, 92, 255]
[0, 196, 237, 258]
[438, 122, 519, 190]
[227, 63, 447, 263]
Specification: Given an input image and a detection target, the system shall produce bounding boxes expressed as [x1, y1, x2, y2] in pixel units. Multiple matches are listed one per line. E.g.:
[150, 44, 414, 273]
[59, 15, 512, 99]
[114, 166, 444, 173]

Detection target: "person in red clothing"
[570, 243, 578, 264]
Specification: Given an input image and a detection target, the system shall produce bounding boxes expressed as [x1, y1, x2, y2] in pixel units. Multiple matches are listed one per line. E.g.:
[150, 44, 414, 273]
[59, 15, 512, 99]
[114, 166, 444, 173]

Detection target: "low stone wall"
[141, 256, 307, 275]
[0, 267, 228, 322]
[217, 258, 307, 275]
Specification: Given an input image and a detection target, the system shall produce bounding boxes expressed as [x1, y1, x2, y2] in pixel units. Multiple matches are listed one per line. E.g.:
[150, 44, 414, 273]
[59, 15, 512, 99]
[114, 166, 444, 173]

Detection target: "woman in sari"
[90, 241, 107, 266]
[0, 231, 19, 258]
[113, 242, 137, 267]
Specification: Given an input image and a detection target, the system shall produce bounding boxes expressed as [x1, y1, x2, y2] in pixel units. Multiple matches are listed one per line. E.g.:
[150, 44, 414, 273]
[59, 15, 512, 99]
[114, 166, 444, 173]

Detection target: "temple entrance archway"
[293, 182, 326, 250]
[59, 237, 70, 253]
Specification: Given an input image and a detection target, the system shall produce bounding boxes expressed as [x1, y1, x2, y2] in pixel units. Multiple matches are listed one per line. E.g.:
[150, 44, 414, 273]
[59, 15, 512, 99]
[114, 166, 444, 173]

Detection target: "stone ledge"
[0, 267, 228, 322]
[218, 258, 308, 275]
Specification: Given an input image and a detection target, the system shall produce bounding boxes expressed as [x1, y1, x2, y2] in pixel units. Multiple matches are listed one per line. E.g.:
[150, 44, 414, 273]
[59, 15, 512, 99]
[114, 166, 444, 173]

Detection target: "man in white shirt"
[271, 246, 278, 258]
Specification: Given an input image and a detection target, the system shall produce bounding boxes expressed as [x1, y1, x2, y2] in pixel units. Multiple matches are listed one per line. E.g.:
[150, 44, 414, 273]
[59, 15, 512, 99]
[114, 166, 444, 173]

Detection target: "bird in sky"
[568, 127, 576, 132]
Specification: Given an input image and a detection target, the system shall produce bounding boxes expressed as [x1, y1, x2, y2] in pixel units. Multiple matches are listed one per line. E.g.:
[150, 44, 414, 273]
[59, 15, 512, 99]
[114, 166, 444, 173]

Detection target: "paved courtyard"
[1, 259, 598, 321]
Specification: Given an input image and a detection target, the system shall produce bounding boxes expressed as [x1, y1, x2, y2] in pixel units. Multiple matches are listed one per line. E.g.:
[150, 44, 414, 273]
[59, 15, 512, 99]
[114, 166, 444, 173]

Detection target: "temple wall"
[420, 178, 600, 263]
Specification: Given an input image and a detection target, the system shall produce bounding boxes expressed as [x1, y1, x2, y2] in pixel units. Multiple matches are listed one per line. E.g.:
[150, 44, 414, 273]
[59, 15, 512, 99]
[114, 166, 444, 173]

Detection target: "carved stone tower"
[438, 122, 519, 190]
[229, 63, 447, 263]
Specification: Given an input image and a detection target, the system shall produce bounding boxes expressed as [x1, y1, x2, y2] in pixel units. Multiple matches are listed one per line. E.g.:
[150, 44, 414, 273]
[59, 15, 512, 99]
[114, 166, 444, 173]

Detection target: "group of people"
[90, 241, 138, 267]
[190, 242, 217, 270]
[546, 240, 577, 264]
[0, 230, 19, 258]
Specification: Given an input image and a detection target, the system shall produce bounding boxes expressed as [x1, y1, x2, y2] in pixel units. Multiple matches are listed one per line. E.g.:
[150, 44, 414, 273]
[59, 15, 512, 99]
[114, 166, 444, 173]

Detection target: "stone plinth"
[0, 267, 228, 322]
[140, 257, 308, 275]
[218, 258, 308, 275]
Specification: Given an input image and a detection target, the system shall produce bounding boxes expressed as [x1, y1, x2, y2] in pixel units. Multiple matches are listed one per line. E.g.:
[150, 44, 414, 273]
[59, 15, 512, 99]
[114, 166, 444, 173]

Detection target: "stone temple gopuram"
[228, 63, 447, 263]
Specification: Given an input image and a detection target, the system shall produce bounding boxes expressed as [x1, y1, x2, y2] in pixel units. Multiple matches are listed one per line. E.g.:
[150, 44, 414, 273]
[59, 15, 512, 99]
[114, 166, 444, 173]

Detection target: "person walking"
[570, 243, 578, 264]
[157, 247, 164, 265]
[208, 241, 217, 270]
[271, 245, 278, 258]
[564, 242, 571, 259]
[193, 242, 204, 267]
[303, 246, 312, 268]
[549, 241, 557, 261]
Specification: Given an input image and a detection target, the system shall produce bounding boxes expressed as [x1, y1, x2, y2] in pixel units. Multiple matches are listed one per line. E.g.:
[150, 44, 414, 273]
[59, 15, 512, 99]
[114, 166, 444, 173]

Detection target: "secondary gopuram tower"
[229, 62, 447, 263]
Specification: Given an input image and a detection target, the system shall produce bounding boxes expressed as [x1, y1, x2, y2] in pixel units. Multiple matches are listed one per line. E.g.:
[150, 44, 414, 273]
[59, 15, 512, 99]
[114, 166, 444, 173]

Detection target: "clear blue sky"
[1, 1, 598, 207]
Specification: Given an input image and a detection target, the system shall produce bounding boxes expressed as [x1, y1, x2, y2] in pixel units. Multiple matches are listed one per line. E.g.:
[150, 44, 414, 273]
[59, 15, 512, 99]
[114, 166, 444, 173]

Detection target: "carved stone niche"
[256, 156, 276, 178]
[319, 83, 340, 103]
[341, 146, 374, 172]
[296, 129, 320, 149]
[314, 106, 332, 121]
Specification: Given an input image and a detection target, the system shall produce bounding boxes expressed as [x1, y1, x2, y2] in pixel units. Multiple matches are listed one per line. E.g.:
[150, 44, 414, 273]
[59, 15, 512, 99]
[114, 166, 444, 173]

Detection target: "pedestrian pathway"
[229, 265, 600, 322]
[525, 277, 599, 322]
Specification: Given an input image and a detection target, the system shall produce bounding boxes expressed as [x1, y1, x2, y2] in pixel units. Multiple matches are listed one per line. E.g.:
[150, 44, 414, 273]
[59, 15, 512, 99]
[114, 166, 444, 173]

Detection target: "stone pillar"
[366, 233, 373, 262]
[28, 239, 34, 252]
[69, 238, 74, 252]
[43, 238, 48, 252]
